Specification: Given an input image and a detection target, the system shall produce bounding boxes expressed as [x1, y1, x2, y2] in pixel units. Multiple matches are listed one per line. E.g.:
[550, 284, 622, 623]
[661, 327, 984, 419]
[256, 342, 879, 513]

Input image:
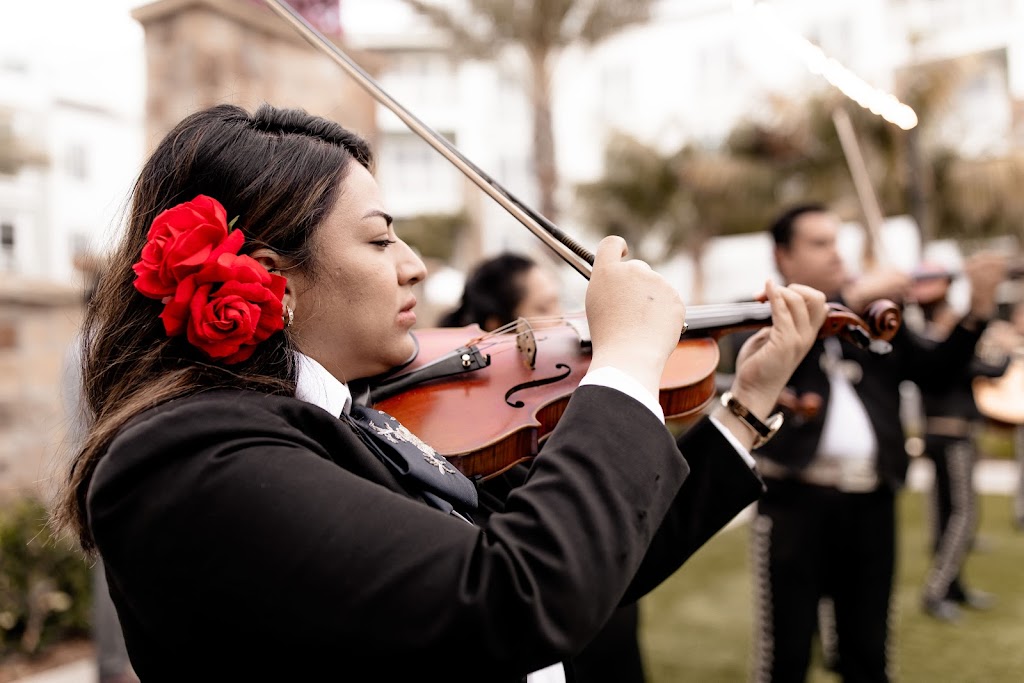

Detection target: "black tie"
[348, 405, 478, 517]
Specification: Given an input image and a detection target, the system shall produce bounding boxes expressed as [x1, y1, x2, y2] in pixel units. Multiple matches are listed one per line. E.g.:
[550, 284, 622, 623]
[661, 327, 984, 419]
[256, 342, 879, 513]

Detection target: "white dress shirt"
[812, 337, 878, 491]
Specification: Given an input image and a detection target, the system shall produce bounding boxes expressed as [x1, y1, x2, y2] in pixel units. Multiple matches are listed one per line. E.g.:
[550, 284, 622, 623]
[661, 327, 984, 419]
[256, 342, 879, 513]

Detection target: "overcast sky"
[0, 0, 407, 117]
[1, 0, 148, 116]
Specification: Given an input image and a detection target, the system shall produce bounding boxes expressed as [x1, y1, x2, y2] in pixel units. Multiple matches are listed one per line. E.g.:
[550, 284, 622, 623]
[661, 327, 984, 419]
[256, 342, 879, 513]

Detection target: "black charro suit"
[758, 321, 984, 487]
[919, 354, 1009, 607]
[740, 320, 984, 682]
[87, 385, 763, 682]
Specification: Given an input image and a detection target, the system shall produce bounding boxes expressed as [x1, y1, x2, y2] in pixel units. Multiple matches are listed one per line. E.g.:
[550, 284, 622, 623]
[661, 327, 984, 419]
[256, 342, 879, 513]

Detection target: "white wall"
[0, 0, 144, 282]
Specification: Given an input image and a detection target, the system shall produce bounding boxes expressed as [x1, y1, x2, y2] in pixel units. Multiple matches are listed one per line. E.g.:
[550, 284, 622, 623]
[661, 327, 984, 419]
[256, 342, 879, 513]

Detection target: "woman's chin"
[375, 336, 418, 375]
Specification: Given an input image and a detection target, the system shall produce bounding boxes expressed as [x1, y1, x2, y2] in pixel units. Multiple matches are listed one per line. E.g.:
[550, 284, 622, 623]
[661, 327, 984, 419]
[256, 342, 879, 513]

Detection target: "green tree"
[724, 93, 907, 229]
[399, 0, 655, 223]
[575, 133, 775, 302]
[932, 151, 1024, 243]
[575, 133, 683, 264]
[394, 211, 471, 261]
[577, 57, 1022, 302]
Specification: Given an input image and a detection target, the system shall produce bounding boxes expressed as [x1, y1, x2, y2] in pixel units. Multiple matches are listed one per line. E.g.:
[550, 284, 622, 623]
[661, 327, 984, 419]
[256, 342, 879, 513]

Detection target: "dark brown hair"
[53, 103, 372, 549]
[438, 253, 536, 330]
[769, 202, 828, 248]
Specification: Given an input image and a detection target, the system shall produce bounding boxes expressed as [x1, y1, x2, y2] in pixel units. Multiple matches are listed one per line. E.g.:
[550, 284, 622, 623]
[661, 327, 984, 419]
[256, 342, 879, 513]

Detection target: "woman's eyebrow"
[363, 209, 393, 227]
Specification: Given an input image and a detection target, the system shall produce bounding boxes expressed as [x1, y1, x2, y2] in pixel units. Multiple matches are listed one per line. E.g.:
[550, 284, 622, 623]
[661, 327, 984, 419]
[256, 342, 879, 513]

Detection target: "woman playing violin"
[53, 104, 826, 682]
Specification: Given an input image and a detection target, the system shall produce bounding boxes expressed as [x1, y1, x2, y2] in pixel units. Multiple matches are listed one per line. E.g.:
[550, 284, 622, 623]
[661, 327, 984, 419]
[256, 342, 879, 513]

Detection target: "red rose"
[132, 195, 244, 299]
[160, 253, 287, 364]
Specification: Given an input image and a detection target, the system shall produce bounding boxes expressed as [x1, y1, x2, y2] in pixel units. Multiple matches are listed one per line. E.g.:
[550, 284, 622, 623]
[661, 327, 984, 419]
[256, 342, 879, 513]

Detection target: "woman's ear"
[249, 248, 298, 312]
[249, 247, 286, 270]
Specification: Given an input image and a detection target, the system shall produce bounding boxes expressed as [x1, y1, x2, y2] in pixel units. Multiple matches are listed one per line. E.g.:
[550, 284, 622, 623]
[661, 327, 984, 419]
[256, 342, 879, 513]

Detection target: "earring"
[283, 306, 294, 328]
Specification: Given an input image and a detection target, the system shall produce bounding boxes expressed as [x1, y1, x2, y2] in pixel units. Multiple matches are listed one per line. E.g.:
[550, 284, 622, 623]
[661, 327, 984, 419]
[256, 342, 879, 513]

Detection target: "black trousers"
[922, 435, 977, 602]
[751, 479, 894, 683]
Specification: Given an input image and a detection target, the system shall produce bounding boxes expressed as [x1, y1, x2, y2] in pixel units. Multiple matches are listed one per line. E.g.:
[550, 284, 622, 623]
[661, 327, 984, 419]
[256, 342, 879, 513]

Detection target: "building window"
[0, 221, 14, 271]
[0, 118, 14, 176]
[0, 58, 27, 74]
[65, 143, 88, 180]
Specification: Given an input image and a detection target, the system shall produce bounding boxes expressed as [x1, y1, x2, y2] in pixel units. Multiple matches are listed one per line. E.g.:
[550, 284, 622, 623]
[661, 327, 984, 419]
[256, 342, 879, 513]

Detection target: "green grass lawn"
[640, 492, 1024, 682]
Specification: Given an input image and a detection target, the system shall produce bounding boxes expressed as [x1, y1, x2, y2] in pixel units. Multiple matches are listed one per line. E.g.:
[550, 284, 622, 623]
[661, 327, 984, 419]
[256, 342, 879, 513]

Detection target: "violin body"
[973, 356, 1024, 425]
[373, 323, 719, 480]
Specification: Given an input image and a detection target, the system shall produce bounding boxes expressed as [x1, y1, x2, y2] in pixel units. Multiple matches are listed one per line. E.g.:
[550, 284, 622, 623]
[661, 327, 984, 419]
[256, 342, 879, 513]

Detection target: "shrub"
[0, 496, 91, 656]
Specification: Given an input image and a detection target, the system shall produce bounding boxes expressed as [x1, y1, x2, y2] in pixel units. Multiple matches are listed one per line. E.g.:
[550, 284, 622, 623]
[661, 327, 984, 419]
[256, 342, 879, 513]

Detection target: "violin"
[368, 300, 900, 480]
[973, 320, 1024, 426]
[973, 357, 1024, 426]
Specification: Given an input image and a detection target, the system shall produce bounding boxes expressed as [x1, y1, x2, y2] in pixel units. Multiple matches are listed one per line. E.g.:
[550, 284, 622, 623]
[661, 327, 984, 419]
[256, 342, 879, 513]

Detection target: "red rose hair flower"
[131, 195, 287, 364]
[132, 195, 244, 299]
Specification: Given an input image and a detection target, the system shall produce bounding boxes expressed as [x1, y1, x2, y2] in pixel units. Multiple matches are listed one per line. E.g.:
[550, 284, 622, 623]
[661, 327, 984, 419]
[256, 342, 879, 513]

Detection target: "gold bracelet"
[720, 391, 784, 449]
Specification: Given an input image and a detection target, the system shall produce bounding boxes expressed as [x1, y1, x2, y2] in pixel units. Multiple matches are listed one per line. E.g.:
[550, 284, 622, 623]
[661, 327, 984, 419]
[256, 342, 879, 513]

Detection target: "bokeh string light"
[734, 0, 919, 130]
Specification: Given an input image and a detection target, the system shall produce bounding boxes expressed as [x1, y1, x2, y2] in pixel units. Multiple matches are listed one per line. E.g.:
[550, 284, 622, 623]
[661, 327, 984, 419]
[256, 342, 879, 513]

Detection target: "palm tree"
[398, 0, 655, 223]
[932, 151, 1024, 243]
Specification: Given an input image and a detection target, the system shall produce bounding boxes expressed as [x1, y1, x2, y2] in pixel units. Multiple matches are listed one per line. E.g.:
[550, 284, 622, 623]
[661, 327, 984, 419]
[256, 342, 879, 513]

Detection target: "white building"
[0, 0, 144, 284]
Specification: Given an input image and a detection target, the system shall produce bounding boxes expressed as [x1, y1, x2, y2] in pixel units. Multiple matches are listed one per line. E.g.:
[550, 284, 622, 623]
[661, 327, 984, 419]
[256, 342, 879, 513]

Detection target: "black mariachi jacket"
[755, 321, 985, 490]
[921, 355, 1010, 421]
[87, 385, 762, 682]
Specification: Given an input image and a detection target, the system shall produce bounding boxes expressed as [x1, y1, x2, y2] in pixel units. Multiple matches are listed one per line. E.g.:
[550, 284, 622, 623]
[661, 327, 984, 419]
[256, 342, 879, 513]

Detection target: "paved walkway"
[10, 660, 94, 683]
[12, 458, 1019, 683]
[908, 455, 1018, 495]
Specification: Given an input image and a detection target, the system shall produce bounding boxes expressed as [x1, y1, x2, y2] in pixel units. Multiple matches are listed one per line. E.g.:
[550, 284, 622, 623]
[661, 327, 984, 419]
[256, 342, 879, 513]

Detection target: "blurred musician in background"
[740, 203, 1005, 682]
[438, 253, 562, 331]
[974, 298, 1024, 531]
[909, 266, 1009, 622]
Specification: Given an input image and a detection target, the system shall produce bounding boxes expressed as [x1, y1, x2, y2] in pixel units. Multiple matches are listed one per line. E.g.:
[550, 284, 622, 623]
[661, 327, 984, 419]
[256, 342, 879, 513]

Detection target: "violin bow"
[832, 106, 888, 270]
[262, 0, 596, 279]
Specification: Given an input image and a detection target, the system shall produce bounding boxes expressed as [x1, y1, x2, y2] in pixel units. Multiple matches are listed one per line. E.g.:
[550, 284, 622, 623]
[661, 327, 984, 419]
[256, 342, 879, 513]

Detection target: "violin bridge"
[515, 319, 537, 370]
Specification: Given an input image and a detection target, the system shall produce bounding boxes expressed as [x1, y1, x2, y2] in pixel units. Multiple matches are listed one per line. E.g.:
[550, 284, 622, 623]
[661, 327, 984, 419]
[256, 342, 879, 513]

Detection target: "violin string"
[456, 303, 773, 345]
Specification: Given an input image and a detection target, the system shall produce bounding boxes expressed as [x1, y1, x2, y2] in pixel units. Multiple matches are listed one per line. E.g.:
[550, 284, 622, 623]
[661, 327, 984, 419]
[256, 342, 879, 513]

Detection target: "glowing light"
[735, 1, 918, 130]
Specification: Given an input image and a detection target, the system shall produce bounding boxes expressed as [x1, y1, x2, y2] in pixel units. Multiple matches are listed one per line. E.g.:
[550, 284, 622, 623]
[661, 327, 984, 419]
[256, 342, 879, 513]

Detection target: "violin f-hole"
[504, 364, 573, 408]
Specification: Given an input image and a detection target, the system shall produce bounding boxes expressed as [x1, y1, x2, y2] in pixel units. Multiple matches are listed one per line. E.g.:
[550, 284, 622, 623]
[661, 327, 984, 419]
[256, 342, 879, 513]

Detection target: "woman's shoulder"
[90, 390, 353, 515]
[101, 389, 343, 475]
[123, 389, 329, 431]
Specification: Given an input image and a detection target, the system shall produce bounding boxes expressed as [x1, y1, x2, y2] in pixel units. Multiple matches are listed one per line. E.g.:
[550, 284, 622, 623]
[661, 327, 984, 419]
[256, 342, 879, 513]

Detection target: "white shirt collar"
[294, 352, 352, 416]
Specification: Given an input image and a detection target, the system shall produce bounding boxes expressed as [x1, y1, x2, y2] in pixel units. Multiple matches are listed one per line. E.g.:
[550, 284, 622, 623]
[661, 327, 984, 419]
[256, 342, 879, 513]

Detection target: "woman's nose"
[398, 241, 427, 286]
